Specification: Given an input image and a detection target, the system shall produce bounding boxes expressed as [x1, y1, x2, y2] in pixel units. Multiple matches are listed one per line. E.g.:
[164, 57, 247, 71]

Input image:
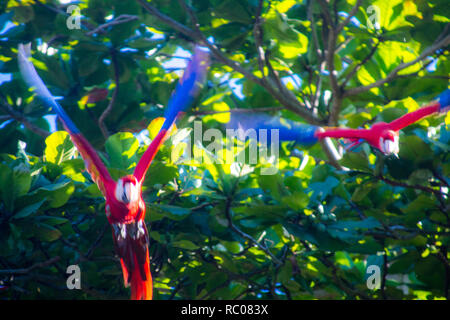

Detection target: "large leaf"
[44, 131, 75, 164]
[105, 132, 139, 170]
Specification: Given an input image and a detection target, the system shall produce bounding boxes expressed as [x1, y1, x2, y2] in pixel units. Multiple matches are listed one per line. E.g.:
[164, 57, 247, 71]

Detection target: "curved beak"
[380, 137, 399, 156]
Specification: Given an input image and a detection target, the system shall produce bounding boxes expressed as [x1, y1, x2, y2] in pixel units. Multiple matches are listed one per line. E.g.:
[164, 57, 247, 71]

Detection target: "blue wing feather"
[438, 89, 450, 113]
[161, 46, 209, 131]
[133, 46, 209, 182]
[227, 113, 319, 146]
[18, 43, 114, 196]
[18, 43, 80, 134]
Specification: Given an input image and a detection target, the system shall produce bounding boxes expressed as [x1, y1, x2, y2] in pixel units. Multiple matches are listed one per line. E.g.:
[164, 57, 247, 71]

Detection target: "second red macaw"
[227, 89, 449, 157]
[316, 90, 449, 155]
[18, 43, 209, 300]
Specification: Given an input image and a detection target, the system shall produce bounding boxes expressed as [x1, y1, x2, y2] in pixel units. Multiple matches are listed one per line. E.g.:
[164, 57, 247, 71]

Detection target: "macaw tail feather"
[126, 253, 152, 300]
[112, 221, 152, 300]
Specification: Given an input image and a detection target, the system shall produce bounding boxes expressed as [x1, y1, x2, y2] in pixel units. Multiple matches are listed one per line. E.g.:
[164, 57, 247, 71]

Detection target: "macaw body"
[18, 44, 209, 300]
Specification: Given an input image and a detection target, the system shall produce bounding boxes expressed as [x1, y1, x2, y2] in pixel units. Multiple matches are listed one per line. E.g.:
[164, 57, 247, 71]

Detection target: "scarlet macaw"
[18, 43, 209, 300]
[228, 89, 450, 156]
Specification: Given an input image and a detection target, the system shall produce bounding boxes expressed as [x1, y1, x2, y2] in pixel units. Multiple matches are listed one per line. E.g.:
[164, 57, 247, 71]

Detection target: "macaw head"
[115, 175, 140, 204]
[105, 175, 145, 224]
[379, 130, 399, 155]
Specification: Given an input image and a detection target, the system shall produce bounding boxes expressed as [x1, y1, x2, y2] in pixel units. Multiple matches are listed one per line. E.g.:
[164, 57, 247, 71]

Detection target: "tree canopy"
[0, 0, 449, 300]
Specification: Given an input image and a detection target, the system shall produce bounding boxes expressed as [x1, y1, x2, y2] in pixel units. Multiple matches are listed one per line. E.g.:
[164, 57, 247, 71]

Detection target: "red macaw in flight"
[228, 89, 449, 157]
[18, 43, 209, 300]
[316, 91, 450, 155]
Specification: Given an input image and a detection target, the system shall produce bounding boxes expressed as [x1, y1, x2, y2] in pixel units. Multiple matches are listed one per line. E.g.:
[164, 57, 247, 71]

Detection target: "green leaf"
[28, 180, 75, 209]
[399, 135, 433, 162]
[214, 0, 253, 24]
[12, 199, 46, 219]
[282, 191, 309, 210]
[145, 162, 179, 186]
[309, 176, 340, 201]
[34, 223, 62, 242]
[340, 152, 371, 172]
[402, 194, 434, 226]
[258, 173, 285, 201]
[0, 163, 32, 212]
[36, 216, 69, 226]
[171, 240, 200, 250]
[105, 132, 139, 170]
[151, 204, 191, 221]
[331, 217, 381, 230]
[44, 131, 75, 164]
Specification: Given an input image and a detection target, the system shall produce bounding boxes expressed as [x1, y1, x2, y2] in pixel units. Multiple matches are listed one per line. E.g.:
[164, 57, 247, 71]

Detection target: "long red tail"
[112, 221, 153, 300]
[121, 252, 152, 300]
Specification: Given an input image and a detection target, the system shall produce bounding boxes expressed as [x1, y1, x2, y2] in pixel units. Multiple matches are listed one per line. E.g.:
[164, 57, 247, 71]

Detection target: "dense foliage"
[0, 0, 449, 300]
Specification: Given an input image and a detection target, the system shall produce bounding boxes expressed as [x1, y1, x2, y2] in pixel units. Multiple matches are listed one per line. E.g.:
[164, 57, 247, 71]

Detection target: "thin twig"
[342, 39, 381, 88]
[0, 257, 60, 275]
[98, 49, 120, 138]
[0, 97, 50, 138]
[224, 196, 282, 266]
[192, 106, 283, 116]
[319, 1, 341, 126]
[86, 15, 138, 36]
[253, 0, 267, 78]
[139, 0, 323, 125]
[380, 246, 388, 299]
[335, 0, 363, 35]
[344, 32, 450, 97]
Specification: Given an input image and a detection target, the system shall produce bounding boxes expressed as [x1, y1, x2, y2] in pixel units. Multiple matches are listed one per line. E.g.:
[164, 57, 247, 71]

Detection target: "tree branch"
[317, 0, 347, 126]
[192, 106, 284, 116]
[0, 97, 50, 138]
[0, 257, 60, 275]
[225, 195, 282, 267]
[335, 0, 363, 35]
[139, 0, 323, 125]
[343, 32, 450, 97]
[253, 0, 267, 78]
[342, 39, 380, 88]
[85, 14, 138, 36]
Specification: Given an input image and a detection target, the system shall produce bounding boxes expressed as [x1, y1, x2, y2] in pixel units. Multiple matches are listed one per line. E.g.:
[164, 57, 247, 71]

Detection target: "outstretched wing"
[387, 90, 449, 132]
[18, 43, 114, 196]
[315, 127, 372, 140]
[437, 89, 450, 113]
[227, 113, 320, 146]
[133, 46, 210, 183]
[387, 103, 440, 132]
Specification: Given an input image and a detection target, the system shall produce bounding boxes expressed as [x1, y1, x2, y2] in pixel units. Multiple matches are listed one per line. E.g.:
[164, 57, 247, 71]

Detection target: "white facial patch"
[380, 136, 399, 155]
[124, 182, 138, 203]
[115, 179, 138, 204]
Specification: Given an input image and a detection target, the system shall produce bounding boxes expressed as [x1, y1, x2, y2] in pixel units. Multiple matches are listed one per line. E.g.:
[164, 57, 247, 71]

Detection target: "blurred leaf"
[44, 131, 75, 164]
[105, 132, 139, 170]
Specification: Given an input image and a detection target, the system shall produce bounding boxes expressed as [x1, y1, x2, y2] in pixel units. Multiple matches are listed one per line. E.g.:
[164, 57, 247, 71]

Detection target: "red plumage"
[316, 101, 442, 155]
[18, 44, 209, 300]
